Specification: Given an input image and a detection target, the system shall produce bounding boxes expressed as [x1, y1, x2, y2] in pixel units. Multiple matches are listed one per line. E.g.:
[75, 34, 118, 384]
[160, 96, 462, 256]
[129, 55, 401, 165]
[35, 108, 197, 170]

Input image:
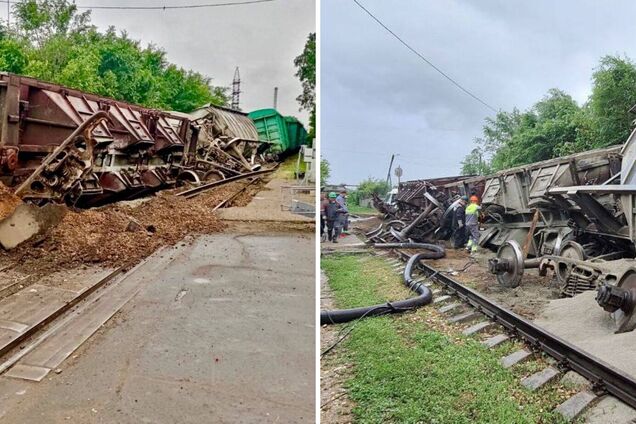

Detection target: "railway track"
[372, 246, 636, 421]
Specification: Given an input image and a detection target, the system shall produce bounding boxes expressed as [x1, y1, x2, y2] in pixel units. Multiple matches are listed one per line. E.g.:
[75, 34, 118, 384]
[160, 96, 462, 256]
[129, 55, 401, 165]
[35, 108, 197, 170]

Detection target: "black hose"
[320, 252, 434, 325]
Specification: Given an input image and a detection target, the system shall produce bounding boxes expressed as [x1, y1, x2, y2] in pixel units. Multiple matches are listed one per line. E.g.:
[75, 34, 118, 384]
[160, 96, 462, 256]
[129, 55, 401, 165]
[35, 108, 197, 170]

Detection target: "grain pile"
[4, 180, 261, 274]
[0, 181, 22, 221]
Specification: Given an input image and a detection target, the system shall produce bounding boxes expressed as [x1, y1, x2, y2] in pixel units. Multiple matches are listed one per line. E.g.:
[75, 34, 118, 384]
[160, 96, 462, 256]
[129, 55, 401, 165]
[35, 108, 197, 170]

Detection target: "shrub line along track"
[384, 247, 636, 411]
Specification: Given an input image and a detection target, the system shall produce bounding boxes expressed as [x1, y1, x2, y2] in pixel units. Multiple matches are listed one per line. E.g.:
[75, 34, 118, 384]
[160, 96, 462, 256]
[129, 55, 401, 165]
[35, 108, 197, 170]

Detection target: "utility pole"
[231, 67, 241, 110]
[6, 0, 9, 30]
[386, 154, 395, 187]
[273, 87, 278, 109]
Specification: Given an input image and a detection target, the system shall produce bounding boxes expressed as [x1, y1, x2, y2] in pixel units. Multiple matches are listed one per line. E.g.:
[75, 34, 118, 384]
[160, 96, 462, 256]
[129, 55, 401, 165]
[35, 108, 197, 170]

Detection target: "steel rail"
[176, 167, 276, 199]
[392, 249, 636, 409]
[0, 266, 122, 359]
[211, 177, 260, 211]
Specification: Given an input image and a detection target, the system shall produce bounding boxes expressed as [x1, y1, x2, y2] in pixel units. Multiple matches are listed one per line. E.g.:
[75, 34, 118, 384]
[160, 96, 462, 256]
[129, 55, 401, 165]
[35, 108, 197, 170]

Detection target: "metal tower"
[231, 67, 241, 110]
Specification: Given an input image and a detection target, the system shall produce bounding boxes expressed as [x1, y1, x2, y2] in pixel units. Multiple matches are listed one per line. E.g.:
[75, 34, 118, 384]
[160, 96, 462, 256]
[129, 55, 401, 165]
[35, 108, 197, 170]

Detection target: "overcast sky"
[4, 0, 315, 124]
[321, 0, 636, 185]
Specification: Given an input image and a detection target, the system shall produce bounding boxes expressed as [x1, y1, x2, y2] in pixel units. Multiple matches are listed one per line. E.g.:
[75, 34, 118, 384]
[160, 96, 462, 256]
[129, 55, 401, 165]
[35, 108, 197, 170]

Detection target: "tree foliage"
[0, 0, 227, 112]
[460, 147, 491, 175]
[462, 55, 636, 174]
[350, 178, 390, 206]
[320, 158, 330, 183]
[294, 32, 315, 142]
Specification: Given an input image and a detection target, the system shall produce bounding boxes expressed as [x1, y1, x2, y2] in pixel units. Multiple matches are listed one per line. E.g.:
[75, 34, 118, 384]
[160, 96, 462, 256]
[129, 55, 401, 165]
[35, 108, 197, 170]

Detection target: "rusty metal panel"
[0, 73, 192, 204]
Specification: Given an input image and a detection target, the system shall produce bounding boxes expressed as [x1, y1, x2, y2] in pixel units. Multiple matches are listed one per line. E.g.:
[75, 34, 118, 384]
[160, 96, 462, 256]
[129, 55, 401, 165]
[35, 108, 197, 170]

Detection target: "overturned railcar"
[172, 104, 272, 184]
[0, 73, 275, 207]
[479, 145, 623, 257]
[0, 73, 193, 205]
[368, 137, 636, 332]
[484, 135, 636, 332]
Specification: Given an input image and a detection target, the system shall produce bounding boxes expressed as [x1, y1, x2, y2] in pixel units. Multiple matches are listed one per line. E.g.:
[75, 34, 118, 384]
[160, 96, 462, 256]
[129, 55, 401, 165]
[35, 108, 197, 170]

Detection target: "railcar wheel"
[494, 240, 524, 288]
[610, 272, 636, 333]
[555, 241, 586, 288]
[176, 170, 201, 186]
[203, 170, 225, 182]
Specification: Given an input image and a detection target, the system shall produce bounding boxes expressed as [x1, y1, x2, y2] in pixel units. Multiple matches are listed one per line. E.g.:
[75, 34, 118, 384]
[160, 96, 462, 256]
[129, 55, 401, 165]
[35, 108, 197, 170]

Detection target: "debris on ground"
[0, 181, 23, 221]
[350, 216, 560, 319]
[0, 180, 260, 276]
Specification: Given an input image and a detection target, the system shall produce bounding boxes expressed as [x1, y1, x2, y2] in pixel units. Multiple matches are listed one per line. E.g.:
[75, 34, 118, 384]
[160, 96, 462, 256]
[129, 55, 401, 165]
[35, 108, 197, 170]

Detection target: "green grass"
[347, 204, 378, 215]
[322, 255, 567, 424]
[276, 153, 306, 180]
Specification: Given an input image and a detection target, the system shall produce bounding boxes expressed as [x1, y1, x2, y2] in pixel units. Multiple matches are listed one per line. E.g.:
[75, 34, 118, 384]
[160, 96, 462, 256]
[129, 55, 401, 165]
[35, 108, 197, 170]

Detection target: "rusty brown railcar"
[0, 73, 197, 206]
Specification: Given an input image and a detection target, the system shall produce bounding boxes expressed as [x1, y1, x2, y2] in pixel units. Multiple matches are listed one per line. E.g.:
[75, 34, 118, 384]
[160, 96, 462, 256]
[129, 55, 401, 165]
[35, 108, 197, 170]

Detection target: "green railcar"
[248, 108, 307, 154]
[284, 116, 308, 150]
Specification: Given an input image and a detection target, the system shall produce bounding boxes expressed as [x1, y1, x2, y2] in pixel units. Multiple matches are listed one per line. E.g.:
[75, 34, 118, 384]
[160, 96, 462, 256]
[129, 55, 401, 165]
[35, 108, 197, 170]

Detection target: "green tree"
[350, 178, 390, 206]
[0, 38, 28, 73]
[588, 55, 636, 148]
[460, 147, 491, 175]
[463, 89, 583, 172]
[13, 0, 92, 44]
[320, 158, 330, 183]
[0, 0, 227, 112]
[294, 33, 315, 142]
[463, 55, 636, 173]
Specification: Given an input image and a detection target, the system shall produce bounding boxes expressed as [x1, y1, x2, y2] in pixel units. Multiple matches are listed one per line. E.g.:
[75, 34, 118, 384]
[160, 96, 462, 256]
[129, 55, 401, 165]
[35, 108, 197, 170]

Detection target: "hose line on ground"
[320, 249, 443, 325]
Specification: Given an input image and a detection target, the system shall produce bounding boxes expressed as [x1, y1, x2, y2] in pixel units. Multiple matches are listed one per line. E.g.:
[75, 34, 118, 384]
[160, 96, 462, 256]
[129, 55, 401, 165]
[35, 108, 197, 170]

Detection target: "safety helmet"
[461, 195, 469, 201]
[470, 195, 479, 203]
[329, 192, 337, 199]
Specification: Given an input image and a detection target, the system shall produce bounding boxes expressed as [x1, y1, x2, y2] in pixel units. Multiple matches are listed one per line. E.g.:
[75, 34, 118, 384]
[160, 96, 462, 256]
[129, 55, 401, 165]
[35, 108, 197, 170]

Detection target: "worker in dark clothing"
[336, 189, 349, 235]
[320, 192, 329, 242]
[325, 192, 341, 242]
[451, 195, 469, 249]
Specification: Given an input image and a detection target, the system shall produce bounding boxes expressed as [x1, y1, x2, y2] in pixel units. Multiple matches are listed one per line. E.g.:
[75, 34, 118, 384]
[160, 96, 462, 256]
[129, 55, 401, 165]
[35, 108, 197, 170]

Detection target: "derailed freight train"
[0, 73, 301, 207]
[371, 129, 636, 332]
[485, 138, 636, 333]
[371, 175, 485, 242]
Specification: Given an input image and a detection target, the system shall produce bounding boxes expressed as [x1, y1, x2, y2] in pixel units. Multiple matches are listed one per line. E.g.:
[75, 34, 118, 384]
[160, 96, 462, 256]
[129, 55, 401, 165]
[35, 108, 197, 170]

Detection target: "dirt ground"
[352, 215, 561, 319]
[0, 232, 316, 424]
[0, 176, 272, 301]
[217, 176, 314, 223]
[0, 182, 22, 221]
[0, 167, 317, 423]
[422, 248, 561, 319]
[0, 172, 290, 299]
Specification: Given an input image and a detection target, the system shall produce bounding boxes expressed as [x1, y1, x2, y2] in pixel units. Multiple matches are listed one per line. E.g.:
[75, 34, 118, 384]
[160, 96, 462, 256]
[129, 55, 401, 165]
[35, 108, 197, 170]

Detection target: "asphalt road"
[0, 232, 315, 423]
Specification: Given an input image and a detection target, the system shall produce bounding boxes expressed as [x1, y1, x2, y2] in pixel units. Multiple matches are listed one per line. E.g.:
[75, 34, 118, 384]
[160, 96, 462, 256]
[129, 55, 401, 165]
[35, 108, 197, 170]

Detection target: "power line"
[351, 0, 498, 113]
[7, 0, 275, 10]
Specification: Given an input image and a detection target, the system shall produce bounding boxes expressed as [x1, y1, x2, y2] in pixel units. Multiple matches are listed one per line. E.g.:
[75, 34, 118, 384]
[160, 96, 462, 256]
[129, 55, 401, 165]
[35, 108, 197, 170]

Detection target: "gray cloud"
[321, 0, 636, 184]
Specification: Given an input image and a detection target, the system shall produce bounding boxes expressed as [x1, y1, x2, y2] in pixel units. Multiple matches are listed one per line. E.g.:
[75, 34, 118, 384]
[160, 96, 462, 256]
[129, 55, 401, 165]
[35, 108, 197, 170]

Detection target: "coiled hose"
[320, 248, 443, 325]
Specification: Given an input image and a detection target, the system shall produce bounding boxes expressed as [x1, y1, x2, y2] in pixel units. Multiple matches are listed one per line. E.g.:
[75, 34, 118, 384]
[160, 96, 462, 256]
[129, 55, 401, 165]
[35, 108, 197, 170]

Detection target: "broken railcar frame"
[0, 73, 192, 205]
[485, 131, 636, 332]
[0, 73, 272, 206]
[373, 135, 636, 332]
[373, 175, 485, 242]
